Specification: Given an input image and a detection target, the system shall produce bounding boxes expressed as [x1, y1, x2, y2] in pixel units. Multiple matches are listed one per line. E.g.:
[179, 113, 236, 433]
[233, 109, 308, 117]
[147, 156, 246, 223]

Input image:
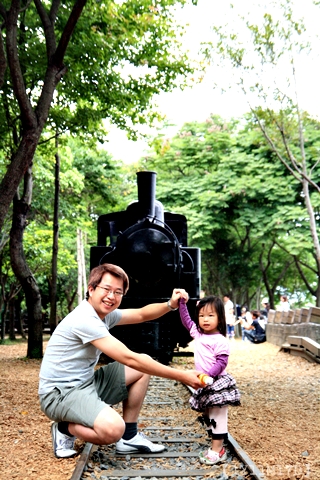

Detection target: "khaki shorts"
[39, 362, 127, 428]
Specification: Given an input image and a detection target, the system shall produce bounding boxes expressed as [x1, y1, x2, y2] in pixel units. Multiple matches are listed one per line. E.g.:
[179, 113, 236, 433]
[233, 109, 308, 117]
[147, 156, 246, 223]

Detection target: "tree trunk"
[14, 293, 27, 339]
[49, 148, 60, 335]
[0, 305, 7, 340]
[66, 289, 77, 313]
[10, 168, 43, 359]
[0, 0, 88, 233]
[8, 296, 16, 341]
[302, 178, 320, 306]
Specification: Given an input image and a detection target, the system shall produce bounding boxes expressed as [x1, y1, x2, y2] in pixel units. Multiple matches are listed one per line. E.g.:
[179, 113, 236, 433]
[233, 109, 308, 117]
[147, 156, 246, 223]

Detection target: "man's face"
[88, 272, 124, 319]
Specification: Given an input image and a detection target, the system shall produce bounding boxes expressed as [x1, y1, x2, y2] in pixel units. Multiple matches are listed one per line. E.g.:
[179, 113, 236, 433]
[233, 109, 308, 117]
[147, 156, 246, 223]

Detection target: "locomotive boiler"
[90, 171, 201, 363]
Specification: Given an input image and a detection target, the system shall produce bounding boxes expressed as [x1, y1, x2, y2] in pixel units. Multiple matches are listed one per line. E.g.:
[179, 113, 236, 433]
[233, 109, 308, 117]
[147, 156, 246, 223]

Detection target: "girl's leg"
[199, 407, 228, 465]
[207, 406, 228, 453]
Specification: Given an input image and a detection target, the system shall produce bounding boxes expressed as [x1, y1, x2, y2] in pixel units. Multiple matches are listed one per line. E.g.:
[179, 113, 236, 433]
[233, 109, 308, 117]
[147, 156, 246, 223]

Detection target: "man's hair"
[85, 263, 129, 300]
[250, 310, 260, 319]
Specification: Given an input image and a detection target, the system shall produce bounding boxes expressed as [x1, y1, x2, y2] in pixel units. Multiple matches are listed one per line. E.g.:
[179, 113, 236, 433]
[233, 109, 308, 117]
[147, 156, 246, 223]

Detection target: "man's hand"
[170, 288, 189, 309]
[179, 370, 203, 390]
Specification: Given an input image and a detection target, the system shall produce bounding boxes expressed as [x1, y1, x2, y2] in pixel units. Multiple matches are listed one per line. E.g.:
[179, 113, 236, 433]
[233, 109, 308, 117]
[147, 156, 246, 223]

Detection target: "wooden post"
[77, 228, 82, 305]
[81, 230, 87, 294]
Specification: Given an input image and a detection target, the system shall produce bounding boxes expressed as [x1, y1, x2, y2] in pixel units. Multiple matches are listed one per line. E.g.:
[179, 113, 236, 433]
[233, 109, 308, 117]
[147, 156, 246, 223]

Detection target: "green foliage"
[139, 112, 320, 306]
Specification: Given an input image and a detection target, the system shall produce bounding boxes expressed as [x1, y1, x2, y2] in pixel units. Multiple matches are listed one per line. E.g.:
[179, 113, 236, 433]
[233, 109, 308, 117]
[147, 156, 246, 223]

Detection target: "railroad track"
[70, 376, 265, 480]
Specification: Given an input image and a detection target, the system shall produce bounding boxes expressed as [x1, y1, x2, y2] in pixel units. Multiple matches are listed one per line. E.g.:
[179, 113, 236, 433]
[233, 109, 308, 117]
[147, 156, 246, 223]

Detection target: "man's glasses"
[96, 285, 123, 298]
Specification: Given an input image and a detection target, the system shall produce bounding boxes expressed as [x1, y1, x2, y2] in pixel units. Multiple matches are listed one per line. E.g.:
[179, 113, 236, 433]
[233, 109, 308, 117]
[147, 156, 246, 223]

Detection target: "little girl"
[179, 295, 240, 465]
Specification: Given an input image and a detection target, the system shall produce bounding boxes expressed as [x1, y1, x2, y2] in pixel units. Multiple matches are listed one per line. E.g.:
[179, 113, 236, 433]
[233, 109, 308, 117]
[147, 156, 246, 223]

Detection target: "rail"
[70, 375, 266, 480]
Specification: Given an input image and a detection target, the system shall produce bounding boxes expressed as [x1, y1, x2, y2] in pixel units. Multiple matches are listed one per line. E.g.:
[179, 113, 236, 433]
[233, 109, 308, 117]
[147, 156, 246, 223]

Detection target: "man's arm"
[240, 318, 254, 330]
[91, 334, 202, 389]
[117, 288, 188, 326]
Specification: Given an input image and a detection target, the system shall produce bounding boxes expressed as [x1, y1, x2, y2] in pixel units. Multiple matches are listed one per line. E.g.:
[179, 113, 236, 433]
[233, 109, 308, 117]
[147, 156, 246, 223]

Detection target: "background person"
[179, 295, 241, 466]
[240, 310, 266, 344]
[39, 263, 202, 459]
[223, 293, 234, 316]
[260, 298, 270, 319]
[279, 295, 290, 312]
[226, 307, 236, 340]
[223, 293, 234, 336]
[239, 307, 252, 341]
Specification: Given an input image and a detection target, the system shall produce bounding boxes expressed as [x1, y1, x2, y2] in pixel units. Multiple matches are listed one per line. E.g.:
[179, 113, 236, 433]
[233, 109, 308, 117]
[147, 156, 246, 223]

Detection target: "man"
[39, 263, 202, 459]
[240, 310, 266, 344]
[223, 294, 234, 319]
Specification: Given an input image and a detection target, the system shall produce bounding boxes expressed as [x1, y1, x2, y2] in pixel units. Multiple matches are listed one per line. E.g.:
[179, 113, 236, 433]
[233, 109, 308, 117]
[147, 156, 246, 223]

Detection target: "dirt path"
[0, 340, 319, 480]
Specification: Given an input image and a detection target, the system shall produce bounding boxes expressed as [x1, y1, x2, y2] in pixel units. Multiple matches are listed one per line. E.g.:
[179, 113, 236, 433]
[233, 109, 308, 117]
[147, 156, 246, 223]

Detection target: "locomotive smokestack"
[136, 171, 156, 219]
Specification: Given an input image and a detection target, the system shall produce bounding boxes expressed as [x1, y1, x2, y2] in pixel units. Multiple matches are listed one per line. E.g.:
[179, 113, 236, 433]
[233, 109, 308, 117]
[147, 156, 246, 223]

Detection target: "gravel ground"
[0, 339, 319, 480]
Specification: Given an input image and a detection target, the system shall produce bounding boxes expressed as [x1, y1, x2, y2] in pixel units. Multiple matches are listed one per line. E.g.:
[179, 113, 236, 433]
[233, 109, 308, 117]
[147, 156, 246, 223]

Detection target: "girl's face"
[198, 304, 219, 334]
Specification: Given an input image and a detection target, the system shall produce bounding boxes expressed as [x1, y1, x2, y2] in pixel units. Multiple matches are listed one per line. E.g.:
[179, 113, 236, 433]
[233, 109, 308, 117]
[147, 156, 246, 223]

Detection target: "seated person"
[239, 307, 251, 341]
[240, 310, 266, 344]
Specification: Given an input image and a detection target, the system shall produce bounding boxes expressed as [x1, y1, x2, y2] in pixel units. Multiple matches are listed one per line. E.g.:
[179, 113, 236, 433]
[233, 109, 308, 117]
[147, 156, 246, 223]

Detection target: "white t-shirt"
[224, 299, 234, 324]
[38, 300, 122, 394]
[280, 301, 290, 312]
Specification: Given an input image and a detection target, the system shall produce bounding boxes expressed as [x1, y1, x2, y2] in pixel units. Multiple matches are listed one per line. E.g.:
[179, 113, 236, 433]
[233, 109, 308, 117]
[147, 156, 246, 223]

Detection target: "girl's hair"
[195, 295, 226, 336]
[85, 263, 129, 300]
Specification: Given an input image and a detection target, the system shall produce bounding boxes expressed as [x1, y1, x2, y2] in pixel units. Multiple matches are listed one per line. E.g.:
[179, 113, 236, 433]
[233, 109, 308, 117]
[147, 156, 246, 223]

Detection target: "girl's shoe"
[199, 447, 227, 465]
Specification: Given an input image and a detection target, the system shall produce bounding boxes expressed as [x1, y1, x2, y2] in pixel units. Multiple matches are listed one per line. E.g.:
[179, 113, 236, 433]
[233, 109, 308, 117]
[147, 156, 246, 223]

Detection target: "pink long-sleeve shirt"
[179, 299, 229, 377]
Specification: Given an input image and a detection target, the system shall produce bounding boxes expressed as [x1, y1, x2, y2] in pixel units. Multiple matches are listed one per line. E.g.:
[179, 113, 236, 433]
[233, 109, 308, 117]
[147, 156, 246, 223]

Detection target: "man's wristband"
[167, 300, 178, 311]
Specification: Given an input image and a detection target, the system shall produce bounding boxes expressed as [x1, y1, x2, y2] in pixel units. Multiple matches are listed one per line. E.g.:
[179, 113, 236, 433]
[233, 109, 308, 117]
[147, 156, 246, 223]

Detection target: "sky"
[104, 0, 320, 164]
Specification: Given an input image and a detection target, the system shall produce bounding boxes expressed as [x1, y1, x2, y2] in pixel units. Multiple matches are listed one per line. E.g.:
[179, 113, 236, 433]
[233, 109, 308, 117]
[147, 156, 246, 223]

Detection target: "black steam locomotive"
[90, 171, 201, 363]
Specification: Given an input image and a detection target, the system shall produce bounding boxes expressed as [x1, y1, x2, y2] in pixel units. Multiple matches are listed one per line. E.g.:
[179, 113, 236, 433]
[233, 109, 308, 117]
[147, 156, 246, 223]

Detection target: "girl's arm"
[179, 298, 194, 331]
[207, 354, 229, 377]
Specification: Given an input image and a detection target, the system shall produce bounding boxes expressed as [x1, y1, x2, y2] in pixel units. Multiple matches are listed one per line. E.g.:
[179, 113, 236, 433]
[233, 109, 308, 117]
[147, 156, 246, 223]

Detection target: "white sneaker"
[116, 432, 166, 454]
[51, 422, 77, 458]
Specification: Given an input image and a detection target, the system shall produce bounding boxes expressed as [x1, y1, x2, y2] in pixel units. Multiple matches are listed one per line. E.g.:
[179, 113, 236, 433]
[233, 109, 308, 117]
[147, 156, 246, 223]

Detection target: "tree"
[138, 117, 265, 303]
[0, 0, 198, 231]
[203, 0, 320, 304]
[0, 0, 199, 356]
[138, 114, 320, 308]
[10, 167, 44, 356]
[0, 0, 88, 233]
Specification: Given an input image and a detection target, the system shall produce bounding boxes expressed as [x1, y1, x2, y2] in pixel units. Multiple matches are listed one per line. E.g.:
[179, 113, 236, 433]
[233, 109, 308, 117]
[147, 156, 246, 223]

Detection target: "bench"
[281, 335, 320, 363]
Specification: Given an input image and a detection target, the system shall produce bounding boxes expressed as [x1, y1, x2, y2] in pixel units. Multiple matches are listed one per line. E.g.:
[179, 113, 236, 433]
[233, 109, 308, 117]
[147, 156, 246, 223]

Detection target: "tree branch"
[52, 0, 87, 66]
[6, 0, 36, 129]
[34, 0, 88, 126]
[250, 104, 320, 194]
[275, 116, 320, 192]
[274, 239, 318, 275]
[0, 26, 6, 88]
[33, 0, 57, 58]
[250, 107, 303, 184]
[293, 255, 316, 296]
[0, 3, 7, 20]
[49, 0, 61, 24]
